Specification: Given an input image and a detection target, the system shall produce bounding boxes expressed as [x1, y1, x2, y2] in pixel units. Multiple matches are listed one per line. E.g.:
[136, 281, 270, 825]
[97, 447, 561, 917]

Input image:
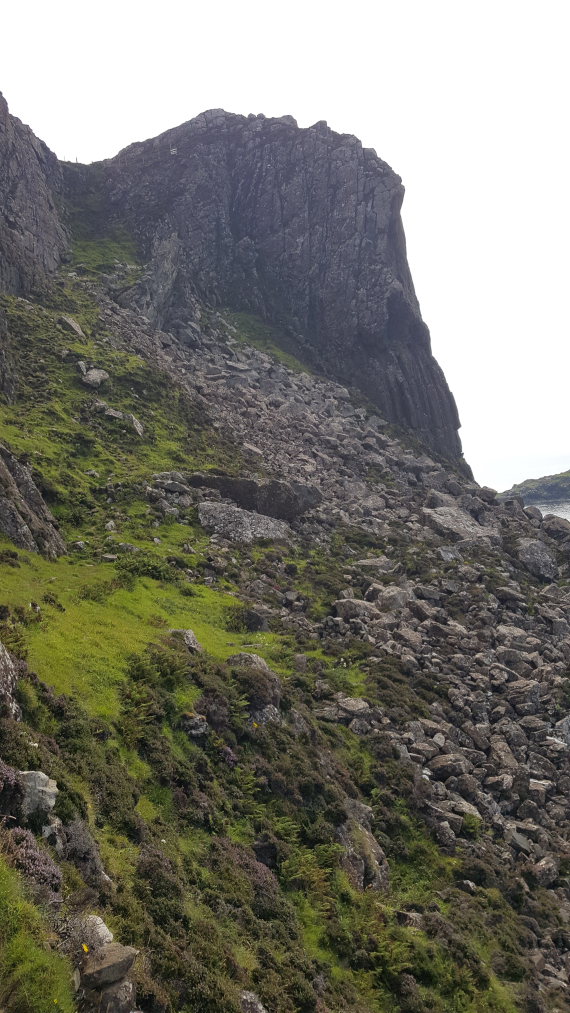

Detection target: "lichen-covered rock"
[81, 367, 110, 388]
[80, 942, 138, 989]
[240, 992, 269, 1013]
[169, 627, 203, 653]
[517, 538, 558, 581]
[198, 501, 291, 543]
[19, 769, 58, 819]
[422, 505, 499, 542]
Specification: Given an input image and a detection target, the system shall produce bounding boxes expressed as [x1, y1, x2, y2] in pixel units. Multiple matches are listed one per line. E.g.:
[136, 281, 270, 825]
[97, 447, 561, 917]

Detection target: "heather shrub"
[1, 826, 62, 900]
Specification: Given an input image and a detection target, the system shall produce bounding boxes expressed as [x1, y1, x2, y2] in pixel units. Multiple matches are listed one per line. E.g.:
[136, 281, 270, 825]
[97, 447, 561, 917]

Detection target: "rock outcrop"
[0, 442, 66, 556]
[63, 110, 462, 459]
[0, 93, 67, 293]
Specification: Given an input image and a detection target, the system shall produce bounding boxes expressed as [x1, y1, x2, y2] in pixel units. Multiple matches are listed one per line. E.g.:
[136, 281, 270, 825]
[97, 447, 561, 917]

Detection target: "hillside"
[2, 93, 570, 1013]
[503, 470, 570, 506]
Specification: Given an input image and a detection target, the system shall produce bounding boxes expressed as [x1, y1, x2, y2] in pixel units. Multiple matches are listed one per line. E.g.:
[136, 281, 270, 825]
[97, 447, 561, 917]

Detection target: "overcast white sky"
[3, 0, 569, 490]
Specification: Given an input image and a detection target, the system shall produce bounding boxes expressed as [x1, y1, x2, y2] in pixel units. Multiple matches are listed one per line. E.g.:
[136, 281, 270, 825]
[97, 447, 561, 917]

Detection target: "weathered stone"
[81, 943, 138, 989]
[337, 807, 389, 892]
[97, 978, 136, 1013]
[529, 854, 559, 886]
[0, 641, 20, 719]
[170, 628, 202, 653]
[428, 754, 471, 779]
[240, 992, 269, 1013]
[82, 368, 110, 388]
[198, 501, 291, 543]
[70, 914, 113, 952]
[517, 538, 558, 581]
[58, 314, 85, 337]
[541, 514, 570, 541]
[0, 443, 66, 557]
[422, 506, 499, 542]
[188, 473, 321, 521]
[19, 769, 58, 819]
[333, 598, 379, 622]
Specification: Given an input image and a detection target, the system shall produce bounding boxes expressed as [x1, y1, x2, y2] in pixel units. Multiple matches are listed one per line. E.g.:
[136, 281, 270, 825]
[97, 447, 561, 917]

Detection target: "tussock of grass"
[0, 858, 75, 1013]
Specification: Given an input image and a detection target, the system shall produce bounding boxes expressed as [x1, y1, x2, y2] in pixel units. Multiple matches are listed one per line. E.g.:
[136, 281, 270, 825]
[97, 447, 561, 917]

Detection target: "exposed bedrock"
[0, 93, 67, 294]
[64, 110, 462, 459]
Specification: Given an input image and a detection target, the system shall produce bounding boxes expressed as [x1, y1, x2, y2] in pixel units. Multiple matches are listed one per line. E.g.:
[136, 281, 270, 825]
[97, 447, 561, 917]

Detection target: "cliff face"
[0, 94, 67, 293]
[63, 110, 462, 459]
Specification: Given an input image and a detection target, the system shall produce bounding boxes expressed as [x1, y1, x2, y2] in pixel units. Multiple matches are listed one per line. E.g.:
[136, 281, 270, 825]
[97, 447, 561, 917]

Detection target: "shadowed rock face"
[64, 110, 462, 459]
[0, 93, 461, 458]
[0, 443, 66, 557]
[0, 93, 67, 294]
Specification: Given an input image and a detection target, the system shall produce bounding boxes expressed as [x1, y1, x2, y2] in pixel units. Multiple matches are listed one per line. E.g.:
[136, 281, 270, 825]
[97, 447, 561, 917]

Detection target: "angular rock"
[428, 753, 471, 780]
[82, 368, 110, 388]
[19, 769, 58, 819]
[198, 501, 291, 543]
[333, 598, 380, 622]
[170, 628, 202, 653]
[517, 538, 558, 581]
[0, 443, 66, 557]
[422, 505, 498, 542]
[188, 473, 321, 521]
[241, 992, 269, 1013]
[97, 978, 136, 1013]
[0, 641, 21, 719]
[81, 942, 138, 989]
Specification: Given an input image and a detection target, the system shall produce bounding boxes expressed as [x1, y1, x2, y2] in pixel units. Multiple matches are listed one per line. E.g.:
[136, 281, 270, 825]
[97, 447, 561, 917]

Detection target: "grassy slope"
[0, 857, 75, 1012]
[0, 276, 532, 1013]
[502, 468, 570, 503]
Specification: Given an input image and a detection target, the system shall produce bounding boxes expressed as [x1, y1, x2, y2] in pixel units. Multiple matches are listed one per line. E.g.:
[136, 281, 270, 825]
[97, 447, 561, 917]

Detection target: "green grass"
[226, 310, 311, 373]
[0, 541, 284, 718]
[0, 858, 75, 1012]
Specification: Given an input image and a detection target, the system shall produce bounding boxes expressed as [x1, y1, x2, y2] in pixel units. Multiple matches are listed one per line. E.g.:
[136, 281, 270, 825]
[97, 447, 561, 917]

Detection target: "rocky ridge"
[0, 93, 67, 294]
[63, 107, 462, 459]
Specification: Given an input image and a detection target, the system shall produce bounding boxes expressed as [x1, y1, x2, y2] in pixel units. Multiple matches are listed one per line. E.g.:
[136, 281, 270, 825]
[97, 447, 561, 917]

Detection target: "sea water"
[533, 501, 570, 522]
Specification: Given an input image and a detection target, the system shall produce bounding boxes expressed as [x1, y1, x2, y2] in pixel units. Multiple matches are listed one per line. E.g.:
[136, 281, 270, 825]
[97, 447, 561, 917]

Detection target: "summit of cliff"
[1, 93, 461, 460]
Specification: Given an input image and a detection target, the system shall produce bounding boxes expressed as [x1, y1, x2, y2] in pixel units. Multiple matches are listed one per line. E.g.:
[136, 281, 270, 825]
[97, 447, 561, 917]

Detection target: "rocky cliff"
[0, 93, 67, 294]
[62, 109, 461, 459]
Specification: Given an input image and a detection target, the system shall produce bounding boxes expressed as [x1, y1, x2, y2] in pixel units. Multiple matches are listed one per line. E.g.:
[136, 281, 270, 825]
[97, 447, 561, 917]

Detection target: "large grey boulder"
[541, 514, 570, 541]
[81, 367, 110, 388]
[517, 538, 558, 581]
[188, 473, 321, 521]
[97, 978, 136, 1013]
[81, 942, 138, 989]
[19, 770, 58, 819]
[170, 628, 203, 653]
[333, 598, 380, 622]
[198, 501, 291, 543]
[422, 505, 499, 542]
